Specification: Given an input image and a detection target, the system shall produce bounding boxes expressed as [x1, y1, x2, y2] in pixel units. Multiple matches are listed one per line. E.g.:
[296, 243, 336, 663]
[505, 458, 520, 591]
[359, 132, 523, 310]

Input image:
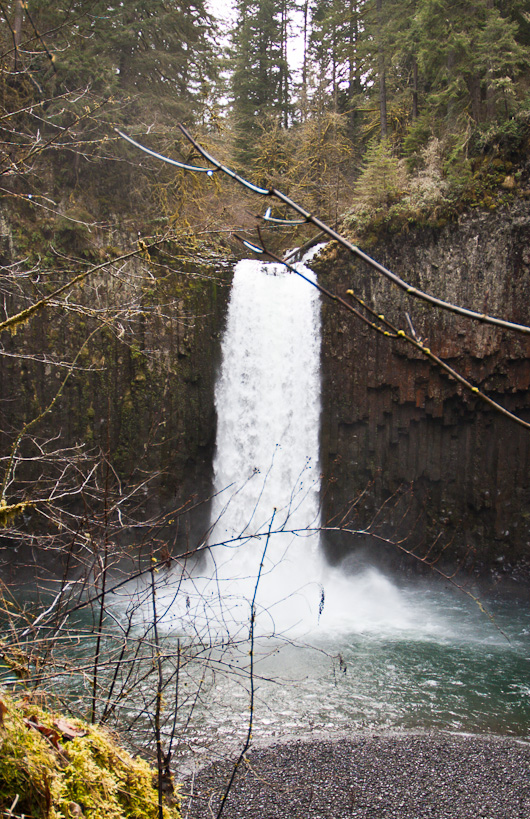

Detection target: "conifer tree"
[309, 0, 363, 119]
[231, 0, 292, 162]
[9, 0, 218, 124]
[414, 0, 527, 125]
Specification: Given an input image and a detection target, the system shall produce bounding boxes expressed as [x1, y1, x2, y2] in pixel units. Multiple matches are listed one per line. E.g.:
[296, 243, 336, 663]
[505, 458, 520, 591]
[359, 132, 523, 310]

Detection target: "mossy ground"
[0, 693, 181, 819]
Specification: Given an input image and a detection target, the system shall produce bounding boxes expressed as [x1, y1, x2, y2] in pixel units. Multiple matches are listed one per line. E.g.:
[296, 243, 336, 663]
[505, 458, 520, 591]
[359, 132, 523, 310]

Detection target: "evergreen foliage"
[309, 0, 363, 112]
[353, 137, 406, 209]
[224, 0, 530, 224]
[21, 0, 218, 122]
[2, 0, 528, 225]
[230, 0, 292, 162]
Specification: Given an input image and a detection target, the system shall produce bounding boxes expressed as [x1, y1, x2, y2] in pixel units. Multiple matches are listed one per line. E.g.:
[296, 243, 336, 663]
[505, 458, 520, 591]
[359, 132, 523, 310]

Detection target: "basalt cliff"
[2, 199, 530, 583]
[315, 199, 530, 583]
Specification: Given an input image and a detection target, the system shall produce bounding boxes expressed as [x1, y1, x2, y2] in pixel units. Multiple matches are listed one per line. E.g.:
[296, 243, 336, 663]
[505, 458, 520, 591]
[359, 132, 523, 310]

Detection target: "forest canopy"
[0, 0, 528, 234]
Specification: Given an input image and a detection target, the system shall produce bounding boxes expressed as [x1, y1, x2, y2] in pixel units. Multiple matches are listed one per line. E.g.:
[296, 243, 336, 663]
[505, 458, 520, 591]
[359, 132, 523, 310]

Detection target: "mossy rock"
[0, 693, 181, 819]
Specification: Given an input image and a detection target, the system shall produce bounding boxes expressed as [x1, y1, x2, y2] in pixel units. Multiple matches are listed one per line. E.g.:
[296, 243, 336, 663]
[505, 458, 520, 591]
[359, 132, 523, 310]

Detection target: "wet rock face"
[0, 247, 233, 571]
[316, 202, 530, 580]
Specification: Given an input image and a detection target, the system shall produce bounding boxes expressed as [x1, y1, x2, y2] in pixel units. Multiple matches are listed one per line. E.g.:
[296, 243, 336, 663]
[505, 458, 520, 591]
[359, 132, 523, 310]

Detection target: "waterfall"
[146, 247, 411, 639]
[210, 256, 321, 549]
[206, 250, 325, 633]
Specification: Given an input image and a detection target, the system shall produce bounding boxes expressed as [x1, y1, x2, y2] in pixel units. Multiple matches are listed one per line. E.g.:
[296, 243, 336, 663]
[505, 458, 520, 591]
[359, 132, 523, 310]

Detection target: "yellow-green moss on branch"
[0, 500, 33, 527]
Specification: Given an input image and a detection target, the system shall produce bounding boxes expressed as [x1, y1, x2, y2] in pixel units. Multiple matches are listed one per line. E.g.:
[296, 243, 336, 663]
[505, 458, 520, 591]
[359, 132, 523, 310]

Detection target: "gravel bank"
[182, 733, 530, 818]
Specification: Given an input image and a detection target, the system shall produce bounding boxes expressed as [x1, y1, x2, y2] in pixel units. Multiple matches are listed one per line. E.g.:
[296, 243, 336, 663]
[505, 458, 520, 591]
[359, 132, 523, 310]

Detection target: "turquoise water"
[3, 576, 529, 770]
[165, 581, 530, 769]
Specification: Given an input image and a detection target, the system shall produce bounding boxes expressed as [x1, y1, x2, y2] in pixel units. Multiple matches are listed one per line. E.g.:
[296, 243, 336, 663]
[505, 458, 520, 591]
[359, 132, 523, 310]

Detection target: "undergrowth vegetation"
[342, 111, 530, 241]
[0, 693, 181, 819]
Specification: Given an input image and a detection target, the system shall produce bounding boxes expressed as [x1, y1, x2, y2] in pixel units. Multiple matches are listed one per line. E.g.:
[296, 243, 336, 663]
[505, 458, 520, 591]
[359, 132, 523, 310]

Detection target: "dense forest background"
[2, 0, 530, 239]
[1, 0, 530, 581]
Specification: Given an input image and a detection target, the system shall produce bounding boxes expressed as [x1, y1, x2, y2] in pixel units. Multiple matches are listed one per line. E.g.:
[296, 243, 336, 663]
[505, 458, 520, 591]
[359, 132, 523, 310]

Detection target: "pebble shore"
[183, 732, 530, 818]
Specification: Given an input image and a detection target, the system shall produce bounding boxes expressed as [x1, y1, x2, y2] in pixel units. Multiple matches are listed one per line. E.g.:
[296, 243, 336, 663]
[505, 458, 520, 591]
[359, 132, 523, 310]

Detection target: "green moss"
[0, 500, 32, 528]
[0, 694, 181, 819]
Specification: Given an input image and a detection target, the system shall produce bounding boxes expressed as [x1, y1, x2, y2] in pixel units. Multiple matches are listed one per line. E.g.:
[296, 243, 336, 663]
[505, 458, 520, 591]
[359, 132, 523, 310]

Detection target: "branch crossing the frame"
[115, 127, 530, 431]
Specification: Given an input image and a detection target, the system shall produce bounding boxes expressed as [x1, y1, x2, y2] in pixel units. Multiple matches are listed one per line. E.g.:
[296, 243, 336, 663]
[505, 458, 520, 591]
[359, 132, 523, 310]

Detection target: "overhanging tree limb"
[241, 236, 530, 431]
[172, 123, 530, 337]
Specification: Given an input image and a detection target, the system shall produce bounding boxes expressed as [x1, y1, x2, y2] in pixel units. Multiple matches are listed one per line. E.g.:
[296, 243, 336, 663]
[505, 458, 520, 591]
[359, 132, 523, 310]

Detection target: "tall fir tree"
[309, 0, 364, 117]
[231, 0, 292, 163]
[5, 0, 218, 124]
[414, 0, 527, 125]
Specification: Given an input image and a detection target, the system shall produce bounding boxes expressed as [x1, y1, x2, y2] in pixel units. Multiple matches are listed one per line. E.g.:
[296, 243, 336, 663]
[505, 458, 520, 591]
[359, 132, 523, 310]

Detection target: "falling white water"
[210, 257, 321, 551]
[190, 247, 412, 638]
[205, 251, 325, 633]
[138, 247, 415, 639]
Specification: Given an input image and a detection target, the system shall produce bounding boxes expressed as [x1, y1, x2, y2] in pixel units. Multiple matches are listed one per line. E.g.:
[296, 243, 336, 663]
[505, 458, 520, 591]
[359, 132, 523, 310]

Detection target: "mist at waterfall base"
[159, 249, 411, 640]
[132, 250, 530, 758]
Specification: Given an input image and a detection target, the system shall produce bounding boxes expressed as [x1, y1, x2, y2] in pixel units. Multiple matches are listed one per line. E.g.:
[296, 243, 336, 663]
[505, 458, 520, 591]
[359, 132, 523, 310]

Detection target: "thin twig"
[215, 510, 276, 819]
[151, 566, 164, 819]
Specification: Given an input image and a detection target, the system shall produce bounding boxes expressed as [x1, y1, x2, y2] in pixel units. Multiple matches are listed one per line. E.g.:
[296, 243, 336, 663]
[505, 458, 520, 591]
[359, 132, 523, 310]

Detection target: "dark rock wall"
[0, 229, 232, 562]
[315, 202, 530, 580]
[4, 197, 530, 582]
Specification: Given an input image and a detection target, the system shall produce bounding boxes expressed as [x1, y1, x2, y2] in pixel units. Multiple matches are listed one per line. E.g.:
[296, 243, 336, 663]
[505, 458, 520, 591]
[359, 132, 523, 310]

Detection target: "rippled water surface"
[150, 577, 529, 772]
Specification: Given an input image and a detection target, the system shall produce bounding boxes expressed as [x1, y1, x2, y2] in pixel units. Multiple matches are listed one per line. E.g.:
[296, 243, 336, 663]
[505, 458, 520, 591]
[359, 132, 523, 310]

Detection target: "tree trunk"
[376, 0, 388, 138]
[13, 0, 24, 71]
[412, 58, 419, 119]
[301, 0, 309, 121]
[346, 0, 360, 136]
[467, 74, 482, 123]
[485, 0, 496, 119]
